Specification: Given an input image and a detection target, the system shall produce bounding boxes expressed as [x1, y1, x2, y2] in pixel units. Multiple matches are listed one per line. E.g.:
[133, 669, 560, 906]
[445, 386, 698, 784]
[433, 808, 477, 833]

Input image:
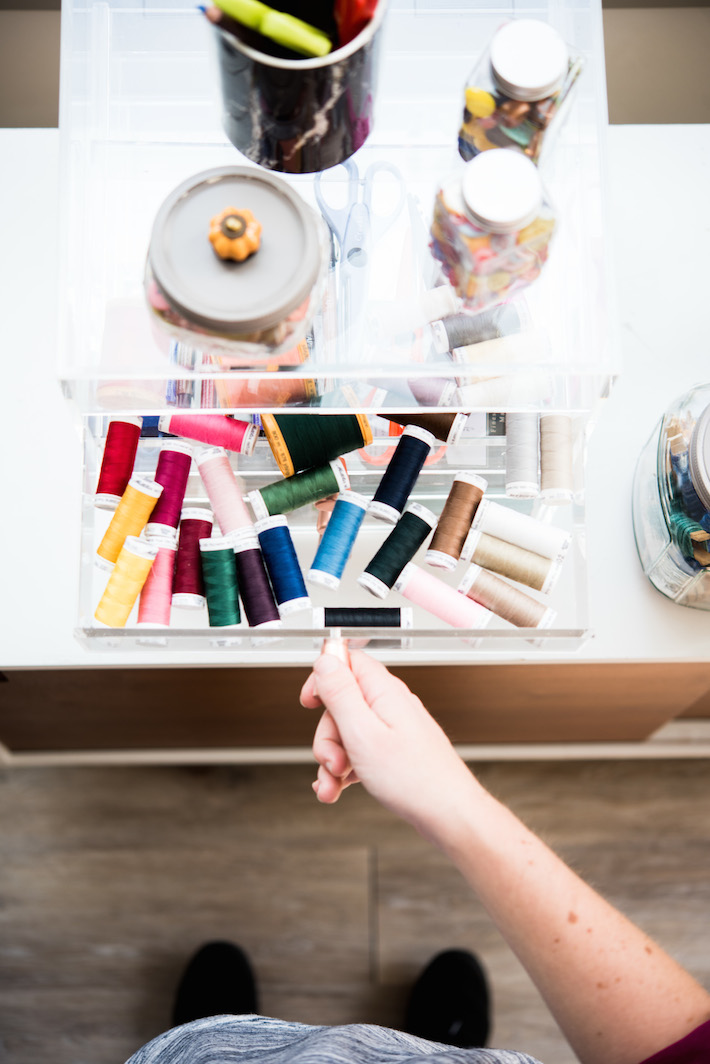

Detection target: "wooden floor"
[1, 760, 710, 1064]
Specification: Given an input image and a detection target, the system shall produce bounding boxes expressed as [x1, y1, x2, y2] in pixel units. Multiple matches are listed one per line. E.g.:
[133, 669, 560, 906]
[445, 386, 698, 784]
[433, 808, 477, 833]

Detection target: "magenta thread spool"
[173, 507, 214, 608]
[146, 441, 193, 539]
[394, 562, 492, 630]
[255, 515, 311, 618]
[95, 416, 142, 510]
[233, 532, 282, 630]
[137, 533, 178, 627]
[196, 447, 253, 537]
[369, 425, 436, 524]
[309, 490, 368, 590]
[159, 413, 259, 456]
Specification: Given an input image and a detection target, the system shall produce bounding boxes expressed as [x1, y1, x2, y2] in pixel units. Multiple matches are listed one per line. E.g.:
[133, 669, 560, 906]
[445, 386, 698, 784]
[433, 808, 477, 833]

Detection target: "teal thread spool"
[359, 502, 438, 599]
[262, 413, 373, 476]
[199, 537, 241, 626]
[249, 460, 349, 519]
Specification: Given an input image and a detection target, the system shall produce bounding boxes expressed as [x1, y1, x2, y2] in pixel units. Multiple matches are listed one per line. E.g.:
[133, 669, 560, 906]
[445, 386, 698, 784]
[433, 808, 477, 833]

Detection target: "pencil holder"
[209, 1, 389, 173]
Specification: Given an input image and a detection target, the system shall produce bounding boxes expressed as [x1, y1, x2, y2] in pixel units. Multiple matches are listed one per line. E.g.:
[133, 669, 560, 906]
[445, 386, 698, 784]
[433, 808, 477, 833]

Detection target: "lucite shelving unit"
[60, 0, 614, 656]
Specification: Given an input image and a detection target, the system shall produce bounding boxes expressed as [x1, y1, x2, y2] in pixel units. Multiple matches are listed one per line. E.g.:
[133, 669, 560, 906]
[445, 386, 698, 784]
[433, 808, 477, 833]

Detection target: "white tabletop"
[2, 126, 709, 669]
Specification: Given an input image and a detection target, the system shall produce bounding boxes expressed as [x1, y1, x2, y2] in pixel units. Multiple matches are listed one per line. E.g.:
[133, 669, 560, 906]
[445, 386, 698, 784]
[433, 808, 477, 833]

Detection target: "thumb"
[312, 654, 383, 747]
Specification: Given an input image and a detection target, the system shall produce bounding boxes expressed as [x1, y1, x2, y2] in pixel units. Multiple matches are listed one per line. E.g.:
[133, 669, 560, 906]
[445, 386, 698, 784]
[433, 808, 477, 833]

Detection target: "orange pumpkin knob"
[208, 207, 262, 262]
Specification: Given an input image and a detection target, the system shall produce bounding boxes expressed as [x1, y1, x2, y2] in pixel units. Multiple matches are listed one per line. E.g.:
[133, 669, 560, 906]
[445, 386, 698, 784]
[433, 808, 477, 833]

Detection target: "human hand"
[300, 650, 480, 846]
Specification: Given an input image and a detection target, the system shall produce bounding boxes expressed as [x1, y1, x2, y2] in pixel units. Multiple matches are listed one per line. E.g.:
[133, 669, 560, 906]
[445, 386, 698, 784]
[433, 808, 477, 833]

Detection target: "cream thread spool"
[458, 563, 555, 628]
[95, 536, 158, 627]
[505, 413, 540, 498]
[96, 475, 163, 570]
[471, 498, 570, 560]
[540, 414, 574, 503]
[461, 529, 562, 593]
[426, 473, 488, 571]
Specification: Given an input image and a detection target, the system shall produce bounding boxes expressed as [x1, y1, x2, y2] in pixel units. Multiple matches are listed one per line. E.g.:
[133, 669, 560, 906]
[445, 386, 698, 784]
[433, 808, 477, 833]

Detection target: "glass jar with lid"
[431, 149, 556, 313]
[457, 19, 584, 165]
[632, 383, 710, 609]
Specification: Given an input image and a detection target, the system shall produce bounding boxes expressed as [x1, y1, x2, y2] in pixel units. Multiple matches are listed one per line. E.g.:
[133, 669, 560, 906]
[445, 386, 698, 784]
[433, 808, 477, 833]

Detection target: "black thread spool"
[233, 533, 282, 629]
[262, 413, 372, 476]
[368, 425, 436, 523]
[381, 411, 468, 444]
[358, 502, 438, 599]
[312, 607, 413, 628]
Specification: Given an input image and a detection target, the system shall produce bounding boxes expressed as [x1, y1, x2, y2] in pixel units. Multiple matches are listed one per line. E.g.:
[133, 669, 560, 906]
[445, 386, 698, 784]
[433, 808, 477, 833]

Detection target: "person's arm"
[300, 651, 710, 1064]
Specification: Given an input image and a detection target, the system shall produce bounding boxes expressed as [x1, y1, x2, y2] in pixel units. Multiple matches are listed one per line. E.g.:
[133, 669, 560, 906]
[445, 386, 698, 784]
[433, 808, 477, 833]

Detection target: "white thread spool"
[540, 414, 574, 504]
[505, 413, 540, 498]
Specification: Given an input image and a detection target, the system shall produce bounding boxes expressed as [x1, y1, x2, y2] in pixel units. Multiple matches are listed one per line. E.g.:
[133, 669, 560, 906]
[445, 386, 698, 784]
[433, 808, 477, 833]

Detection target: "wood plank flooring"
[1, 760, 709, 1064]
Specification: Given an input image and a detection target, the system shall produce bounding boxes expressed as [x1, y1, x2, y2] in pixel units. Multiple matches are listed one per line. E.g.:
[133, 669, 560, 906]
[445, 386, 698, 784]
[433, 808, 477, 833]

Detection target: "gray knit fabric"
[125, 1014, 543, 1064]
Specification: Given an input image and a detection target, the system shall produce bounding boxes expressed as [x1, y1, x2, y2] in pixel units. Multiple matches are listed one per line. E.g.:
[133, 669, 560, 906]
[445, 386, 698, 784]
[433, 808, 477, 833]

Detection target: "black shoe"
[404, 949, 490, 1048]
[172, 941, 259, 1027]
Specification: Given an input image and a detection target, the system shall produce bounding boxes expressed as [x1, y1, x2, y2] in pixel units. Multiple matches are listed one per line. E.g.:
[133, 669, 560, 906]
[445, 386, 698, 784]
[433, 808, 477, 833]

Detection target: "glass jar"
[145, 166, 329, 366]
[632, 384, 710, 609]
[457, 19, 584, 165]
[431, 150, 556, 313]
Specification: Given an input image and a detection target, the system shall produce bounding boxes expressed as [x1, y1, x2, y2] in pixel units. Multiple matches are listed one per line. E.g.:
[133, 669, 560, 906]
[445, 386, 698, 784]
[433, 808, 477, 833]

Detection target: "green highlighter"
[214, 0, 332, 57]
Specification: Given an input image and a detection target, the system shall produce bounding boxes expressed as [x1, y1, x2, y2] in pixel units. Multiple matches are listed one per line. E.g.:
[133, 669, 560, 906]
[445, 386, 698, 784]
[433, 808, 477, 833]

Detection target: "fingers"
[312, 709, 352, 779]
[313, 764, 360, 804]
[299, 670, 322, 710]
[310, 654, 385, 747]
[349, 650, 421, 724]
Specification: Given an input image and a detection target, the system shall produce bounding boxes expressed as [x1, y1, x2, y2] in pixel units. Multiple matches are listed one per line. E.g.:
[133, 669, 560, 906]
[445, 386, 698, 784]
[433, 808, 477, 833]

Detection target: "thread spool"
[426, 473, 488, 570]
[394, 563, 492, 630]
[262, 413, 373, 477]
[461, 530, 562, 594]
[173, 507, 214, 608]
[200, 537, 241, 627]
[248, 461, 349, 520]
[540, 414, 574, 503]
[233, 533, 282, 629]
[159, 413, 259, 456]
[196, 447, 253, 536]
[359, 502, 438, 599]
[309, 490, 368, 590]
[381, 412, 468, 444]
[407, 377, 458, 407]
[430, 301, 526, 355]
[96, 475, 163, 569]
[458, 564, 555, 628]
[255, 516, 311, 617]
[471, 498, 570, 560]
[369, 425, 435, 523]
[137, 533, 178, 627]
[146, 441, 193, 538]
[95, 536, 158, 627]
[312, 607, 414, 629]
[505, 413, 540, 498]
[95, 417, 142, 509]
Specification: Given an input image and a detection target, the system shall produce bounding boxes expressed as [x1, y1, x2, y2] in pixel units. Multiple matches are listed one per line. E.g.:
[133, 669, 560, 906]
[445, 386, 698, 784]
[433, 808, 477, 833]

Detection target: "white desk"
[2, 126, 710, 670]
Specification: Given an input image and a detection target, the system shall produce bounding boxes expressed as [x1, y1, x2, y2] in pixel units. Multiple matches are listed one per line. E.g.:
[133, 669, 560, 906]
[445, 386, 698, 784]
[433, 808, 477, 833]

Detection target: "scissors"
[314, 158, 406, 362]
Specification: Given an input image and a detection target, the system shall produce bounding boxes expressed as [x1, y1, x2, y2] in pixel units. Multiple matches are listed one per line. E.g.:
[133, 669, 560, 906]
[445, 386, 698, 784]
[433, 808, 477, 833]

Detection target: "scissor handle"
[361, 161, 407, 234]
[314, 158, 360, 249]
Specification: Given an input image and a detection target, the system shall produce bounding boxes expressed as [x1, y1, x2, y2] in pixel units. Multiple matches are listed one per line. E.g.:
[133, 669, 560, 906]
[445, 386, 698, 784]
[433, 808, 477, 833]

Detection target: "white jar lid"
[462, 151, 543, 234]
[490, 19, 569, 103]
[689, 403, 710, 511]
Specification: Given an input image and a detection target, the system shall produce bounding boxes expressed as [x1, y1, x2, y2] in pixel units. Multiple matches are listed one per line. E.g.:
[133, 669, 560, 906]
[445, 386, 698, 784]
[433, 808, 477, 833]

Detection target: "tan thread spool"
[459, 564, 551, 628]
[466, 531, 556, 592]
[97, 475, 163, 567]
[427, 473, 487, 569]
[540, 414, 574, 503]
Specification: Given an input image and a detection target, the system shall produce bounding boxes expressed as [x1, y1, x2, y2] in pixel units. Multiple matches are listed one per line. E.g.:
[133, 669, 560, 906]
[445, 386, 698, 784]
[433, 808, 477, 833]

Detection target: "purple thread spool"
[232, 532, 282, 629]
[146, 441, 193, 538]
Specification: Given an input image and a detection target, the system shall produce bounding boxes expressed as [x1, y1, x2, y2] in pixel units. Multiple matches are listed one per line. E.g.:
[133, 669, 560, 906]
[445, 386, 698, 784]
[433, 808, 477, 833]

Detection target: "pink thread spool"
[159, 413, 259, 456]
[95, 416, 142, 510]
[196, 447, 253, 537]
[137, 533, 178, 627]
[173, 507, 214, 608]
[146, 441, 193, 538]
[394, 562, 492, 630]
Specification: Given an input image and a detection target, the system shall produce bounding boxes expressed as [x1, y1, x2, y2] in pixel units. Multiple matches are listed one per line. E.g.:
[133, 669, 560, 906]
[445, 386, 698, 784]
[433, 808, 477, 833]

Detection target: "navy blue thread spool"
[308, 490, 368, 590]
[368, 425, 436, 524]
[312, 606, 413, 629]
[359, 502, 438, 599]
[255, 515, 311, 618]
[232, 532, 282, 630]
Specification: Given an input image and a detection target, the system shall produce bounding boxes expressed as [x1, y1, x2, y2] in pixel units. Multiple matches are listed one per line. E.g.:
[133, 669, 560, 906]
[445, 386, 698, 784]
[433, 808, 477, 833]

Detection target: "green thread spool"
[248, 461, 350, 520]
[262, 413, 373, 476]
[358, 502, 438, 599]
[669, 510, 705, 560]
[200, 538, 241, 626]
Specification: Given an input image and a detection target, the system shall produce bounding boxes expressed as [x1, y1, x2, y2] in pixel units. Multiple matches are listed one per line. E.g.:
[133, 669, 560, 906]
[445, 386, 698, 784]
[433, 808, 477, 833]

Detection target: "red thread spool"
[159, 413, 259, 456]
[95, 417, 142, 510]
[173, 507, 214, 608]
[146, 442, 193, 538]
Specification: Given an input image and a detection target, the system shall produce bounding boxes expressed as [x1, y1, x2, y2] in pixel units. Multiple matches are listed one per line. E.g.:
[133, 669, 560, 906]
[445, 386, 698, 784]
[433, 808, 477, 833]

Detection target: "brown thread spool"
[426, 473, 488, 570]
[381, 412, 468, 444]
[540, 413, 574, 503]
[458, 563, 553, 628]
[462, 530, 560, 593]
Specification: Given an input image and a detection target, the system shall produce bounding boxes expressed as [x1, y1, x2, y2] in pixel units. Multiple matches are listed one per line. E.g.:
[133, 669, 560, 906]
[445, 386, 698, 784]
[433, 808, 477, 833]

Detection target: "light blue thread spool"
[308, 491, 368, 590]
[256, 515, 311, 617]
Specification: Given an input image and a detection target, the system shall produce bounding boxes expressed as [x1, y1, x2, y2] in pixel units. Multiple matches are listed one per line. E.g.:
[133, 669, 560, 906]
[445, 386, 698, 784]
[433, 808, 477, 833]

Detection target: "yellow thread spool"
[95, 536, 158, 627]
[96, 475, 163, 567]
